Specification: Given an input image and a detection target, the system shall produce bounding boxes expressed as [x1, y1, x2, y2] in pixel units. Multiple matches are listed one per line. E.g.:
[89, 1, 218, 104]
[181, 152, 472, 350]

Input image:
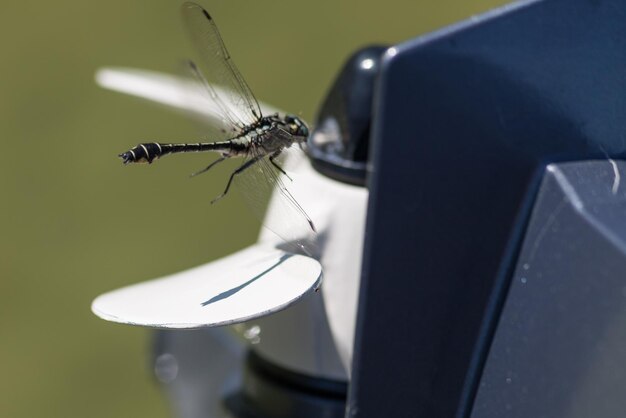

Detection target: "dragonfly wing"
[181, 2, 262, 130]
[182, 60, 244, 140]
[232, 140, 317, 257]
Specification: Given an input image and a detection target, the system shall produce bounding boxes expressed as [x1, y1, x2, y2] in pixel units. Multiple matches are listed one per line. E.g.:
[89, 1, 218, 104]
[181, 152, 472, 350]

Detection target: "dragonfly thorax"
[244, 114, 309, 144]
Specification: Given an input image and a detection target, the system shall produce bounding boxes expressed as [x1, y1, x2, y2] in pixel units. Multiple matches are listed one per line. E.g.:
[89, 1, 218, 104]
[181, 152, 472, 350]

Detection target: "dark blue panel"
[350, 0, 626, 417]
[472, 161, 626, 418]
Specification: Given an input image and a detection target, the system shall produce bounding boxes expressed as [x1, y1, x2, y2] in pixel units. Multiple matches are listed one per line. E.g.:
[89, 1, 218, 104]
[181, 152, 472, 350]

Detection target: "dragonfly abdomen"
[119, 141, 234, 164]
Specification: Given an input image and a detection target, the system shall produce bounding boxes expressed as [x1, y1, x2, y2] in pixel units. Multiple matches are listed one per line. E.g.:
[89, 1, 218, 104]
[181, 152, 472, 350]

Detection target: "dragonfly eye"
[285, 115, 309, 138]
[297, 122, 309, 139]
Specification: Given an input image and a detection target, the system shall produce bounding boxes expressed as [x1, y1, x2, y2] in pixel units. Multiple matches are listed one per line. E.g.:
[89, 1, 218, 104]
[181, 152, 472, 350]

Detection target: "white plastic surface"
[255, 156, 368, 378]
[92, 246, 322, 328]
[94, 66, 368, 379]
[95, 67, 279, 125]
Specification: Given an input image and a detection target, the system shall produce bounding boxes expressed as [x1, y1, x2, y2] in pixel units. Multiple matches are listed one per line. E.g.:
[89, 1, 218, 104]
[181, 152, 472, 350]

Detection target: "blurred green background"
[0, 0, 506, 416]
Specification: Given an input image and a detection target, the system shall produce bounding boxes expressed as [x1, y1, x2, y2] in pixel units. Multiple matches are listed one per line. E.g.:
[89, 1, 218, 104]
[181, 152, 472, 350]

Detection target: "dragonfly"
[119, 2, 317, 255]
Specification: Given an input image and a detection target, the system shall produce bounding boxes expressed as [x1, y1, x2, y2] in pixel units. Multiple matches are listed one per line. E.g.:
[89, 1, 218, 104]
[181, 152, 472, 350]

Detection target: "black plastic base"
[225, 350, 347, 418]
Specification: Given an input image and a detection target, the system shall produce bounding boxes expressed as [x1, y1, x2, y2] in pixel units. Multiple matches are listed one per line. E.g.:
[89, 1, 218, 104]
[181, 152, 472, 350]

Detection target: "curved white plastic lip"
[92, 245, 322, 329]
[95, 67, 280, 125]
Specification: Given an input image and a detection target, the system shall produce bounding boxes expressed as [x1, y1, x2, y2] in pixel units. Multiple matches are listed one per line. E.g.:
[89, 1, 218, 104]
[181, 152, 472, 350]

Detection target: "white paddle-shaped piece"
[95, 67, 279, 125]
[92, 246, 321, 328]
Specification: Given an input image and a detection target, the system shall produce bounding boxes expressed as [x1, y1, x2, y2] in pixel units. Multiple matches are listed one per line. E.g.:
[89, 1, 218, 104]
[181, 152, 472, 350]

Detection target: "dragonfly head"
[284, 115, 309, 141]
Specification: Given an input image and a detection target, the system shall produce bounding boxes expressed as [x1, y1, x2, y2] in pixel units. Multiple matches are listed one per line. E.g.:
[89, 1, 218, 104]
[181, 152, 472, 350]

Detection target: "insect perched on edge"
[118, 2, 317, 255]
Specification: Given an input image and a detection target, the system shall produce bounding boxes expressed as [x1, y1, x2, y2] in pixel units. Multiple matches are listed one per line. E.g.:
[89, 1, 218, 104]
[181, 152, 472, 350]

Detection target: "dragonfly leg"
[190, 156, 226, 177]
[211, 156, 262, 204]
[269, 150, 293, 181]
